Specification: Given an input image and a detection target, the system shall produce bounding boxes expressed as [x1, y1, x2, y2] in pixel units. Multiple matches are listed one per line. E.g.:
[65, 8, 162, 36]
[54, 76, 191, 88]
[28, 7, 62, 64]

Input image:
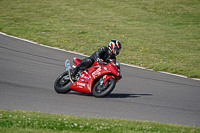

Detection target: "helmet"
[108, 40, 122, 56]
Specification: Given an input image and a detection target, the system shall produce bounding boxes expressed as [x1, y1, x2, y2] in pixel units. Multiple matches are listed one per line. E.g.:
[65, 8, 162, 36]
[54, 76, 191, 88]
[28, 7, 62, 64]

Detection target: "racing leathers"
[71, 46, 116, 76]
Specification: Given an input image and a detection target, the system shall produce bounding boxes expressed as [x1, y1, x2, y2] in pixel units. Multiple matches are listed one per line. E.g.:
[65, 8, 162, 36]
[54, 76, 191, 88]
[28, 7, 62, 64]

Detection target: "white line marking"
[0, 32, 199, 81]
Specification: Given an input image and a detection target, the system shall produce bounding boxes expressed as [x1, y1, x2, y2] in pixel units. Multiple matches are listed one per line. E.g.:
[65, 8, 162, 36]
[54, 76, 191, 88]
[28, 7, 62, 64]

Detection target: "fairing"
[69, 58, 121, 93]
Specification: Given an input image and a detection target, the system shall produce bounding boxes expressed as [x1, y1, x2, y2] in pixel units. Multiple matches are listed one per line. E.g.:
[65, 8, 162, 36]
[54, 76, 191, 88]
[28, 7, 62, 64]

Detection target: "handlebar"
[98, 61, 107, 65]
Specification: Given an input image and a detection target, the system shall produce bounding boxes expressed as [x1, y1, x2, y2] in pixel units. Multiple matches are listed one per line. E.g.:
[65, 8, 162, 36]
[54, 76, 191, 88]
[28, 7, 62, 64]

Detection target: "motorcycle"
[54, 57, 122, 97]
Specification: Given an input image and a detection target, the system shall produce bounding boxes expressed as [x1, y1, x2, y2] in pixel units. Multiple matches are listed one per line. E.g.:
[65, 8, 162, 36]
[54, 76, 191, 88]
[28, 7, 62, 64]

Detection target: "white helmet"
[108, 40, 122, 56]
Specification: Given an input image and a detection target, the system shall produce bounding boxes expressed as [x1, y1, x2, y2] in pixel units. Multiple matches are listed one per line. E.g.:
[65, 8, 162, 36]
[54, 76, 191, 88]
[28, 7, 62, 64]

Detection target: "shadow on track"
[106, 93, 153, 98]
[68, 92, 153, 98]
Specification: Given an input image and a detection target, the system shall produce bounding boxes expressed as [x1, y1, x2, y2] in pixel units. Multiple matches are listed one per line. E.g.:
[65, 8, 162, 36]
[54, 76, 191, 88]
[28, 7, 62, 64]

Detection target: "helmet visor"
[115, 47, 121, 55]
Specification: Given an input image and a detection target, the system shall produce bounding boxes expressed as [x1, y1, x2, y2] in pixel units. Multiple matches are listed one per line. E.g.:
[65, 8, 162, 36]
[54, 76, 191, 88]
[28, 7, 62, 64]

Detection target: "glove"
[96, 58, 104, 64]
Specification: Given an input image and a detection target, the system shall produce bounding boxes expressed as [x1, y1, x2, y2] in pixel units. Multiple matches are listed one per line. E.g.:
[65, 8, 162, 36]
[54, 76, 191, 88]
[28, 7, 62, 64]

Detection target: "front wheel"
[92, 77, 116, 98]
[54, 71, 72, 94]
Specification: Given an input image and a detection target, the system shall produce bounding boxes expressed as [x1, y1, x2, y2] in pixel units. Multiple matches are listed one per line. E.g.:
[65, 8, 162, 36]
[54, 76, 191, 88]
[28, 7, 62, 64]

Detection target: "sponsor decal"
[87, 84, 91, 90]
[92, 68, 102, 79]
[77, 82, 85, 86]
[84, 71, 89, 75]
[84, 77, 89, 80]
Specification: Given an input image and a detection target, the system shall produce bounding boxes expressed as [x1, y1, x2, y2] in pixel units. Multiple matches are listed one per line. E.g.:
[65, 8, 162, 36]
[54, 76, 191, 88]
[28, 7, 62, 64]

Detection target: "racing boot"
[70, 68, 77, 77]
[70, 64, 81, 77]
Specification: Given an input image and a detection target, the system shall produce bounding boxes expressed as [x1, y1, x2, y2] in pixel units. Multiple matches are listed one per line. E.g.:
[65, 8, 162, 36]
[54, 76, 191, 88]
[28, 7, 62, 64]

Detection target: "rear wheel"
[54, 71, 72, 94]
[92, 77, 116, 98]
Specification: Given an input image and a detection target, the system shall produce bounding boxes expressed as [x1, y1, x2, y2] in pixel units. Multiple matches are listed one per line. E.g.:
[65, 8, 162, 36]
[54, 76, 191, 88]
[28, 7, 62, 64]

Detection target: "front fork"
[68, 69, 74, 83]
[65, 59, 74, 83]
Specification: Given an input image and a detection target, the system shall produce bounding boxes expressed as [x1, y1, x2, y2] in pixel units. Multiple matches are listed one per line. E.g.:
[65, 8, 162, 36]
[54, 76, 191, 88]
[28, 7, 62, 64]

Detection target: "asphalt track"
[0, 33, 200, 127]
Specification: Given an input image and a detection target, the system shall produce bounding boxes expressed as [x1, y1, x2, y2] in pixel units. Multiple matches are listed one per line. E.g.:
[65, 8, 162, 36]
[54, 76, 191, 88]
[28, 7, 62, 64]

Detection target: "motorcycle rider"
[70, 40, 122, 77]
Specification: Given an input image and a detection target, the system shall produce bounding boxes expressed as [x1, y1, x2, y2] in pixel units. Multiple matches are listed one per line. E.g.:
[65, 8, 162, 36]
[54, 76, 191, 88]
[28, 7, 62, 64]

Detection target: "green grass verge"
[0, 109, 199, 133]
[0, 0, 199, 78]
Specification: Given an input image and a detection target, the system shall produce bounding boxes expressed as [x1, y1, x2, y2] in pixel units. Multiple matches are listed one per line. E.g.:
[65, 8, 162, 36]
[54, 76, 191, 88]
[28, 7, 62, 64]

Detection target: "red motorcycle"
[54, 57, 122, 97]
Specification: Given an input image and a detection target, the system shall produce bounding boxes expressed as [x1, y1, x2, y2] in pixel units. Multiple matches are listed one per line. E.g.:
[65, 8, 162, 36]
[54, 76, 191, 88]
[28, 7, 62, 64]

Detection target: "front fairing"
[108, 59, 121, 81]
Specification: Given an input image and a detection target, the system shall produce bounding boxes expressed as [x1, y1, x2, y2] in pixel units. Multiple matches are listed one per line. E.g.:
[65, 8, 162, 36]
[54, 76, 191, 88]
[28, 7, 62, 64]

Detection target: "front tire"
[92, 77, 116, 98]
[54, 71, 72, 94]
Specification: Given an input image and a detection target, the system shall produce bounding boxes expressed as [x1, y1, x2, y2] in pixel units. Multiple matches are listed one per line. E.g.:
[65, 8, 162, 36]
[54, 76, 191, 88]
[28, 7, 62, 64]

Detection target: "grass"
[0, 109, 200, 133]
[0, 0, 199, 78]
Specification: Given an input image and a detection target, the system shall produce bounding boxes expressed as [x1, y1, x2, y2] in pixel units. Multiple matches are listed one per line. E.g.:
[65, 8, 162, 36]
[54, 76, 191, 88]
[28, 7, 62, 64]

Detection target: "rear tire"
[54, 71, 71, 94]
[92, 77, 116, 98]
